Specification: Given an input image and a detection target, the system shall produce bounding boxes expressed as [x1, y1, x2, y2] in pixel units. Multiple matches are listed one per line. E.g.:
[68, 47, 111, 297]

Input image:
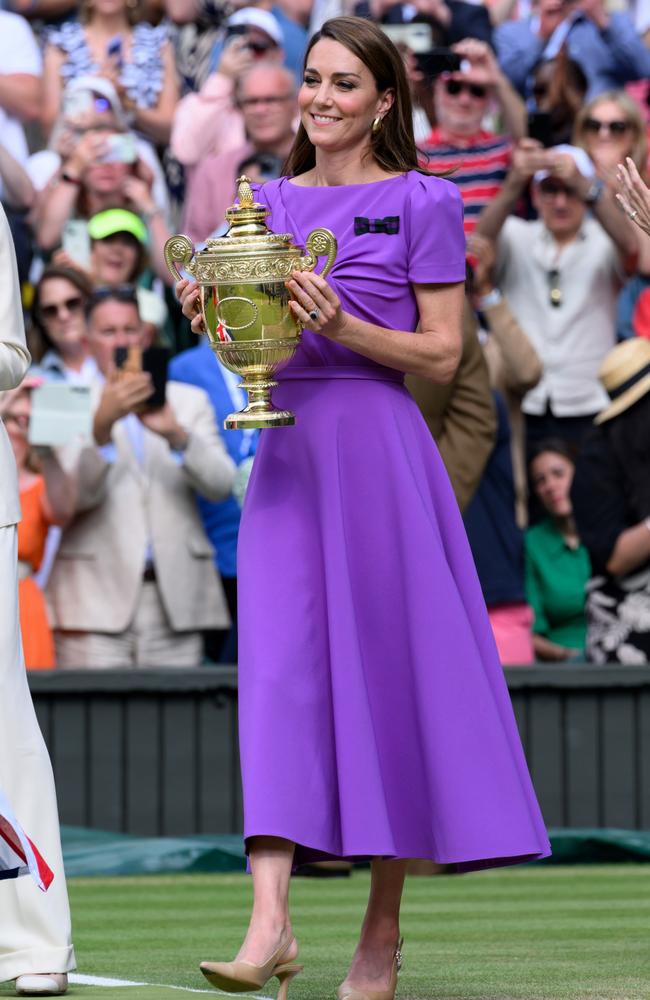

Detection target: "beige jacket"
[47, 380, 236, 633]
[482, 297, 543, 528]
[0, 205, 31, 528]
[406, 300, 497, 512]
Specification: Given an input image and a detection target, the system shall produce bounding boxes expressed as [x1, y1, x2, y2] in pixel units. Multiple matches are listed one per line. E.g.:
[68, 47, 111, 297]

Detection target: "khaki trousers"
[0, 526, 75, 981]
[55, 581, 203, 669]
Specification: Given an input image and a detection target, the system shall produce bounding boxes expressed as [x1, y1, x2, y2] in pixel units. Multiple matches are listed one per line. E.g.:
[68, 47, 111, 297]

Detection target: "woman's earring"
[371, 116, 383, 135]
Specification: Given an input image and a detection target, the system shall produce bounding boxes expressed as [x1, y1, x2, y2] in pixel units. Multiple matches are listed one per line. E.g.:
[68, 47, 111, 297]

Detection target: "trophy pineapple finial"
[236, 175, 254, 208]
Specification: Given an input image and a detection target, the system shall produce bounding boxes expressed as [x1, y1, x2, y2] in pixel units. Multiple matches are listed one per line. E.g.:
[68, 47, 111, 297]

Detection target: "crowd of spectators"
[2, 0, 650, 668]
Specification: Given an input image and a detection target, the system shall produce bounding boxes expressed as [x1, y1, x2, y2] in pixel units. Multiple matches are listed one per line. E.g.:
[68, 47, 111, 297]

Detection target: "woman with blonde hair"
[573, 90, 647, 188]
[41, 0, 178, 145]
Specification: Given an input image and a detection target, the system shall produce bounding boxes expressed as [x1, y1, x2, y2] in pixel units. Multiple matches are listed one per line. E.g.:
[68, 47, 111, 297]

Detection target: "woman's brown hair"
[31, 265, 94, 357]
[284, 17, 426, 178]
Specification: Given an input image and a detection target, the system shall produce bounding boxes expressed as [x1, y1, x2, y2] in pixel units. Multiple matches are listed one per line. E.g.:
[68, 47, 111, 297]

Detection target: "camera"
[380, 24, 462, 79]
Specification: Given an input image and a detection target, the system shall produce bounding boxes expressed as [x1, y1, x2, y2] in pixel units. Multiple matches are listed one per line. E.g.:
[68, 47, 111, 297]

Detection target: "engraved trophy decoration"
[164, 176, 338, 428]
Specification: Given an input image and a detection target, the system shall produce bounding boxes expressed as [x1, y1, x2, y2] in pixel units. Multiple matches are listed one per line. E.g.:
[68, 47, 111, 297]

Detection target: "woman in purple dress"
[178, 16, 550, 1000]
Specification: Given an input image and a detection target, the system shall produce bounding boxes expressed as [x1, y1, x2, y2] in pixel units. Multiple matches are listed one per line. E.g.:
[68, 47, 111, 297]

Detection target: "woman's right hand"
[176, 278, 205, 334]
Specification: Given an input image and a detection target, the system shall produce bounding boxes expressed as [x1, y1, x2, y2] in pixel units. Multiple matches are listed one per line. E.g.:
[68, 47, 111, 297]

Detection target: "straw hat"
[594, 337, 650, 425]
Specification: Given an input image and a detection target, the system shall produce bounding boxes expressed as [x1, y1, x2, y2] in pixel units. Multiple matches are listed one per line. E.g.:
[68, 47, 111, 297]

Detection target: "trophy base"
[225, 408, 295, 430]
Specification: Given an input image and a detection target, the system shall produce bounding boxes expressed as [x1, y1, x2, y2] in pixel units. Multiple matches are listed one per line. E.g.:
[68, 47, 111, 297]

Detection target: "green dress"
[524, 518, 591, 652]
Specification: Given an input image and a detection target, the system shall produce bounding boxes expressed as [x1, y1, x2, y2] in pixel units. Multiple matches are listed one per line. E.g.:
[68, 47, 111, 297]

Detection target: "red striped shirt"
[420, 129, 513, 235]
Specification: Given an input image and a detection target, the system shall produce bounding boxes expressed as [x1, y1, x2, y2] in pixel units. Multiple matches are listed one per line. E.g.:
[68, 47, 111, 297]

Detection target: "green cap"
[87, 209, 148, 245]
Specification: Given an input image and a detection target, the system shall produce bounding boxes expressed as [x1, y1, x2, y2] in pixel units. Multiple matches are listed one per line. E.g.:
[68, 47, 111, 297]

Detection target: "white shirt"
[0, 12, 42, 199]
[496, 216, 622, 417]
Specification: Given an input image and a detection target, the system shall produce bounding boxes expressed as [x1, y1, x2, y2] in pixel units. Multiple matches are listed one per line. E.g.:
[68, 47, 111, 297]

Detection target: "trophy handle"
[164, 234, 195, 283]
[301, 228, 338, 277]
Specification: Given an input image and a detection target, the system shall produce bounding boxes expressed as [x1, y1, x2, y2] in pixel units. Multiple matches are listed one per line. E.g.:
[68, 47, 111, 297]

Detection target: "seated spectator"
[529, 48, 587, 147]
[171, 8, 286, 169]
[165, 0, 232, 95]
[34, 127, 172, 285]
[351, 0, 493, 48]
[573, 90, 648, 193]
[183, 63, 297, 243]
[54, 208, 171, 339]
[47, 287, 235, 669]
[525, 439, 590, 661]
[28, 77, 171, 219]
[421, 37, 526, 235]
[170, 336, 259, 663]
[495, 0, 650, 101]
[572, 339, 650, 664]
[0, 11, 42, 168]
[476, 141, 638, 457]
[42, 0, 179, 146]
[29, 265, 96, 381]
[0, 380, 76, 668]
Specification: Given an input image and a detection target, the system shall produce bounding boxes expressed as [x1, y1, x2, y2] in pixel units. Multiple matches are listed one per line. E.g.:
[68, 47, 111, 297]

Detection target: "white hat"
[227, 7, 283, 46]
[534, 144, 595, 185]
[63, 75, 130, 129]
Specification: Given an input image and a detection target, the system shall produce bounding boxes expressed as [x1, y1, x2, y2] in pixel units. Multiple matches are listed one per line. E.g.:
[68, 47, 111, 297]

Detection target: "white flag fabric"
[0, 787, 54, 891]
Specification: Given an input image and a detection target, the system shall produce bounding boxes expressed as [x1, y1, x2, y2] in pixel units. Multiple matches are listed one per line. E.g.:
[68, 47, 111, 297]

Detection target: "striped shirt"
[420, 129, 513, 235]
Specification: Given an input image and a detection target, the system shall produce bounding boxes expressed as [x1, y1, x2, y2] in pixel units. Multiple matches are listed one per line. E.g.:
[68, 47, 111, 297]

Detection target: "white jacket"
[0, 204, 30, 528]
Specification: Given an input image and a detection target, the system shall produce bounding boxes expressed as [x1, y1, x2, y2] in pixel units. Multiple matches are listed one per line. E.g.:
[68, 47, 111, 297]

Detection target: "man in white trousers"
[0, 204, 75, 995]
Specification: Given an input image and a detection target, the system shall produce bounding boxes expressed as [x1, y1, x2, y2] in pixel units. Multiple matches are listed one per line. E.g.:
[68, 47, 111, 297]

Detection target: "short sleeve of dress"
[406, 174, 466, 285]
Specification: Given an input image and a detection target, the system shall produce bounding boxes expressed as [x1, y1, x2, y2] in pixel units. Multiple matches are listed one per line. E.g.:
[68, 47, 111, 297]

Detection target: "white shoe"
[15, 973, 68, 996]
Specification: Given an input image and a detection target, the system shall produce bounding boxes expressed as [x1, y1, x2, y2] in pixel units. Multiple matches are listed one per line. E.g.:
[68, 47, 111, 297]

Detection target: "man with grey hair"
[182, 62, 297, 243]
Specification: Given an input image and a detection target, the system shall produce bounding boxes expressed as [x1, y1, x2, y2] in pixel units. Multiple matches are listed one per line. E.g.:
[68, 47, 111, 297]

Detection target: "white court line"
[68, 973, 273, 998]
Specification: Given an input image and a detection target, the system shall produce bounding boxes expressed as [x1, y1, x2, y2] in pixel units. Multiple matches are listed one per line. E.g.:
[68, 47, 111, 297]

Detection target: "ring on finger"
[629, 209, 639, 220]
[308, 306, 320, 321]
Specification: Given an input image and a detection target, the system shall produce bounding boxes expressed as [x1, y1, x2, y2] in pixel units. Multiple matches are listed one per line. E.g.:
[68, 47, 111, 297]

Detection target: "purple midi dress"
[237, 172, 551, 872]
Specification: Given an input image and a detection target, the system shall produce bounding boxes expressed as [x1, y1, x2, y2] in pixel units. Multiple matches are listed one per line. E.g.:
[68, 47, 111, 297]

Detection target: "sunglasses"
[40, 295, 85, 320]
[547, 268, 562, 308]
[444, 79, 487, 100]
[89, 284, 138, 307]
[583, 117, 630, 135]
[248, 40, 275, 55]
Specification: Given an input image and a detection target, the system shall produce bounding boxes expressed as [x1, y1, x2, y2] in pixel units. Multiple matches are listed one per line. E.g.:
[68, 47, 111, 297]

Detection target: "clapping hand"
[617, 157, 650, 237]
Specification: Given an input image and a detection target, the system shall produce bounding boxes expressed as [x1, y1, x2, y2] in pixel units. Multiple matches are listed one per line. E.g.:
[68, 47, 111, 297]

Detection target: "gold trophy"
[164, 176, 337, 428]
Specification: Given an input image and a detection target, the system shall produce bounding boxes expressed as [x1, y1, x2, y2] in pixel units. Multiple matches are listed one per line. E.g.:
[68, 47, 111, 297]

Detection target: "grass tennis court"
[2, 865, 649, 1000]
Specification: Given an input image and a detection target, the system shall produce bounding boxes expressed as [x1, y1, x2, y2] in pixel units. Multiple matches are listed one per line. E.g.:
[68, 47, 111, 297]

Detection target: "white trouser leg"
[0, 526, 75, 981]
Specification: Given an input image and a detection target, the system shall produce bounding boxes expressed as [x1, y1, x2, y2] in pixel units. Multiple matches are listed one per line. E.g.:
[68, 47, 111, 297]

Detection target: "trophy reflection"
[164, 176, 337, 429]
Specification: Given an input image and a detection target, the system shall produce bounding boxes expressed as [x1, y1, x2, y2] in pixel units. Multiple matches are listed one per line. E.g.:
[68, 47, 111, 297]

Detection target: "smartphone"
[115, 344, 169, 410]
[28, 384, 93, 447]
[380, 22, 433, 53]
[101, 132, 138, 164]
[61, 220, 91, 268]
[224, 23, 248, 42]
[416, 47, 462, 79]
[527, 111, 554, 148]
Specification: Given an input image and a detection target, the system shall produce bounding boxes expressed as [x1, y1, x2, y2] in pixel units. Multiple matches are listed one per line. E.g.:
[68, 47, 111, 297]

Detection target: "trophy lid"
[200, 174, 295, 254]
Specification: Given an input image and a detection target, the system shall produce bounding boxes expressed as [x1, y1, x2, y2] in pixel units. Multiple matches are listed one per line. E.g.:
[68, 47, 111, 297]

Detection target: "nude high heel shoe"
[200, 935, 303, 998]
[336, 938, 403, 1000]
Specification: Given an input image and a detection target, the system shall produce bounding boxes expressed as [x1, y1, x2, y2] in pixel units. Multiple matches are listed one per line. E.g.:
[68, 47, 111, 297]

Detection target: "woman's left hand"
[617, 157, 650, 237]
[286, 270, 346, 339]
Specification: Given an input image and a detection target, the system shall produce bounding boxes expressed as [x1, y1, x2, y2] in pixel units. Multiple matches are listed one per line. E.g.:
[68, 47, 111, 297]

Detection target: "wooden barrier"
[29, 666, 650, 836]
